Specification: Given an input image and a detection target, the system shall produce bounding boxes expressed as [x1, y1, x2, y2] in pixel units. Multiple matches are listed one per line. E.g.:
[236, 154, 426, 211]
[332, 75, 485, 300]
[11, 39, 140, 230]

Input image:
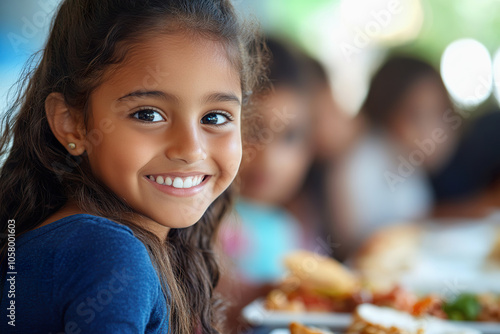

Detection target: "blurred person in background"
[286, 55, 360, 261]
[306, 58, 358, 164]
[216, 37, 316, 332]
[328, 56, 458, 258]
[432, 111, 500, 218]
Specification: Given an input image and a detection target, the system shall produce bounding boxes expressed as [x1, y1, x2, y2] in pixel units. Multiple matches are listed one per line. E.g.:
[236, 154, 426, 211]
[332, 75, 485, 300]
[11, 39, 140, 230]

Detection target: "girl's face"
[84, 33, 242, 238]
[239, 88, 313, 205]
[389, 76, 455, 170]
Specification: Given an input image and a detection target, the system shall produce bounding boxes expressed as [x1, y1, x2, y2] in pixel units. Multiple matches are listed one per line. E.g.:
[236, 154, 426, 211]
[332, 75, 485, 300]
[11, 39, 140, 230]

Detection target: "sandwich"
[265, 250, 361, 313]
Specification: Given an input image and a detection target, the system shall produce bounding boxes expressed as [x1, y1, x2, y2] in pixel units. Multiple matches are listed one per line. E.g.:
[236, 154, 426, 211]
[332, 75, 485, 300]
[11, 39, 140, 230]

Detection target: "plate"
[242, 298, 350, 330]
[242, 299, 500, 334]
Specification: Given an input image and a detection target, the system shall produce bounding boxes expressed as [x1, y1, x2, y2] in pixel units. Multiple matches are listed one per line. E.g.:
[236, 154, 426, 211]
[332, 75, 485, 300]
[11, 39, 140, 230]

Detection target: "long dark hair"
[0, 0, 267, 333]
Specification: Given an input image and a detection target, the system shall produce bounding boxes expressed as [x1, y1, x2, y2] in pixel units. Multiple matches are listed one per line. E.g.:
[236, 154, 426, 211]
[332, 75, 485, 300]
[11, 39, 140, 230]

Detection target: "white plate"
[269, 330, 290, 334]
[242, 299, 500, 334]
[242, 298, 350, 330]
[269, 327, 334, 334]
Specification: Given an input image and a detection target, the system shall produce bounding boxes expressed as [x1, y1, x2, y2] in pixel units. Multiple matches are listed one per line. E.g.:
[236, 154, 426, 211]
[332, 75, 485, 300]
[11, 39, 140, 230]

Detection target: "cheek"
[274, 143, 309, 180]
[212, 130, 242, 181]
[204, 132, 241, 210]
[87, 124, 152, 189]
[288, 146, 311, 178]
[392, 118, 417, 144]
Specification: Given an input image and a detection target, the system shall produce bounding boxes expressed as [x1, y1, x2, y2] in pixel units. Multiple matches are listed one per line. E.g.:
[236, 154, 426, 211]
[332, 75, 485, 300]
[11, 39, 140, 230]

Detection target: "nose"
[165, 121, 207, 164]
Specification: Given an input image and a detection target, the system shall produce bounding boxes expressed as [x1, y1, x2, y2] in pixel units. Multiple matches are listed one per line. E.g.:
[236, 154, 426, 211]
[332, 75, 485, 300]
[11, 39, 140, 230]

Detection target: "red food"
[412, 295, 445, 318]
[372, 285, 417, 313]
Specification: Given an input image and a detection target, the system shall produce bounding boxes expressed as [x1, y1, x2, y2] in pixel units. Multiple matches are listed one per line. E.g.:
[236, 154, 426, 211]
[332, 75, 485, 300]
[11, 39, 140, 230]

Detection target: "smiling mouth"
[147, 174, 208, 189]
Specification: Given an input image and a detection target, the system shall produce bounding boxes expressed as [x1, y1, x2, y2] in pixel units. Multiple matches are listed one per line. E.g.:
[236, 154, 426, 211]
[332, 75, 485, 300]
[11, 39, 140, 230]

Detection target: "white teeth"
[183, 177, 193, 188]
[151, 175, 205, 188]
[172, 177, 183, 188]
[193, 176, 203, 186]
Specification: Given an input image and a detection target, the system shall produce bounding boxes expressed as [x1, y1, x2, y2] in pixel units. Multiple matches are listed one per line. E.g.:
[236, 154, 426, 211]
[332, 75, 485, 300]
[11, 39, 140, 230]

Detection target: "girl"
[329, 56, 457, 258]
[0, 0, 266, 333]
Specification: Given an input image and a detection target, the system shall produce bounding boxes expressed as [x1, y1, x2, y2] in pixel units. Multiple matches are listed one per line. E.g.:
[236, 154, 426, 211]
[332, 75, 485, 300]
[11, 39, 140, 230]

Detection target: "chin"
[168, 211, 207, 229]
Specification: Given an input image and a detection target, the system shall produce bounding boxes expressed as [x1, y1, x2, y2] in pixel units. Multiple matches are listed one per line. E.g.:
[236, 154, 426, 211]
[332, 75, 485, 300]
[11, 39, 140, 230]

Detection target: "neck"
[45, 201, 170, 241]
[125, 212, 171, 242]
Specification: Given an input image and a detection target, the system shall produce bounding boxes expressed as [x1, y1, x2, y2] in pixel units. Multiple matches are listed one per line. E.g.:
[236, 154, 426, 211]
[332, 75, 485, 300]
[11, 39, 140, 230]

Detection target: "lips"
[147, 174, 207, 189]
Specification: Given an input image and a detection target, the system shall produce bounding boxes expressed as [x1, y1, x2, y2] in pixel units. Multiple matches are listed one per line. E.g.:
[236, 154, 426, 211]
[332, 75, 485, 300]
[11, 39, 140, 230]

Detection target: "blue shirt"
[0, 214, 169, 333]
[222, 200, 302, 283]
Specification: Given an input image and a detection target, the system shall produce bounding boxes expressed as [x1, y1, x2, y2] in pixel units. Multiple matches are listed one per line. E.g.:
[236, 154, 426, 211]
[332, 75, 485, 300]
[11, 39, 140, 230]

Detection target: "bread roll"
[283, 250, 359, 296]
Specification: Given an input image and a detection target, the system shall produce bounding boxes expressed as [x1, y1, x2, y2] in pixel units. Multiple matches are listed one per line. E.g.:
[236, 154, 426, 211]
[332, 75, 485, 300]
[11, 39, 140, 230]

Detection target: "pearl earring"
[68, 142, 76, 150]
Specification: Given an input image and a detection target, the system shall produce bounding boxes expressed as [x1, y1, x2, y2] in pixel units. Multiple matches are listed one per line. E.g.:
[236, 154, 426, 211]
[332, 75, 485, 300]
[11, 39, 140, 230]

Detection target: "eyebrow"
[202, 92, 241, 106]
[117, 90, 241, 106]
[117, 90, 178, 103]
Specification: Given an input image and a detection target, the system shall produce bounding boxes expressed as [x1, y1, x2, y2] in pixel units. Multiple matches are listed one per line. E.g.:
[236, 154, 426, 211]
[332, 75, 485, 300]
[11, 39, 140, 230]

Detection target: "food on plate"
[289, 322, 333, 334]
[487, 230, 500, 264]
[264, 251, 500, 322]
[265, 250, 417, 313]
[286, 304, 481, 334]
[442, 294, 481, 321]
[372, 285, 418, 314]
[411, 295, 446, 319]
[265, 251, 365, 313]
[266, 283, 500, 322]
[412, 293, 500, 322]
[476, 293, 500, 322]
[266, 289, 306, 312]
[283, 250, 360, 296]
[347, 304, 480, 334]
[347, 303, 423, 334]
[353, 225, 421, 290]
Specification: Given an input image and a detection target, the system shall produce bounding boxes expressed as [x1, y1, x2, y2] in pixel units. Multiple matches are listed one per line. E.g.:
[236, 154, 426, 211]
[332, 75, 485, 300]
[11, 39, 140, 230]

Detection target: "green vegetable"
[443, 294, 481, 321]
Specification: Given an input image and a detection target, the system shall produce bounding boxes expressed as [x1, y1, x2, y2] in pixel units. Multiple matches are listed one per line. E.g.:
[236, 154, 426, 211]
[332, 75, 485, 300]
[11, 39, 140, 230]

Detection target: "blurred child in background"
[307, 58, 357, 163]
[329, 56, 458, 258]
[286, 56, 359, 261]
[227, 38, 313, 280]
[217, 37, 316, 331]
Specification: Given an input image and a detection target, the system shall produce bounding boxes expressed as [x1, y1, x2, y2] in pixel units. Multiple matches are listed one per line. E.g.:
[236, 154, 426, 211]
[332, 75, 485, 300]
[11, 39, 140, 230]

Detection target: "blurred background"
[3, 0, 500, 114]
[234, 0, 500, 114]
[2, 0, 500, 332]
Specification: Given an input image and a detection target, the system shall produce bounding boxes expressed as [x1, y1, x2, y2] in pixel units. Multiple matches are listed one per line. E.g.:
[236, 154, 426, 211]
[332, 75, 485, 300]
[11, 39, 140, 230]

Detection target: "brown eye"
[132, 108, 164, 122]
[201, 111, 232, 126]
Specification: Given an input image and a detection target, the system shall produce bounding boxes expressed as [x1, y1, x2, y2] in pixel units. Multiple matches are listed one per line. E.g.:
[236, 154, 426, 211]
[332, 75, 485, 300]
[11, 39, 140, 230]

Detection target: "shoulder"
[53, 214, 156, 283]
[52, 215, 163, 310]
[59, 213, 135, 236]
[50, 215, 169, 332]
[55, 213, 139, 248]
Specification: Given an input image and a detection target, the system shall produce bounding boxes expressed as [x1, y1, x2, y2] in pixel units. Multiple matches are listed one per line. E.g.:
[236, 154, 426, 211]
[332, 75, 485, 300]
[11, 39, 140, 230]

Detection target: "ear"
[45, 92, 87, 156]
